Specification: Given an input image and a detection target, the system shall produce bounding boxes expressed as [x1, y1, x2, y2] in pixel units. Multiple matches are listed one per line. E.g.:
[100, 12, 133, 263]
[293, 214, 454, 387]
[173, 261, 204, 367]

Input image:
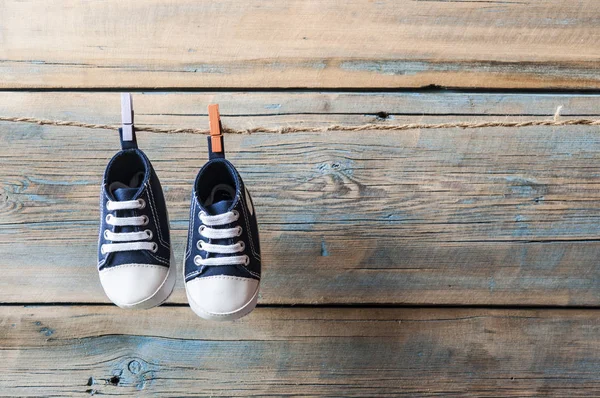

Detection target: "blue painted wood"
[2, 92, 600, 305]
[2, 306, 600, 396]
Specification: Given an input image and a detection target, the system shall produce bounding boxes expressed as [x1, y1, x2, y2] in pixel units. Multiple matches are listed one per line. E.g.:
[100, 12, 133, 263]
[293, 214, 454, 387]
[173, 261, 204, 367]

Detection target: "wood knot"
[128, 360, 142, 374]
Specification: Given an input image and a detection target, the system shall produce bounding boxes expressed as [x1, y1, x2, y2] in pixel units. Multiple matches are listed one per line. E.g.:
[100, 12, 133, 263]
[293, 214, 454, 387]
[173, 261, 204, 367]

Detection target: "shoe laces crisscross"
[101, 199, 157, 254]
[195, 210, 249, 267]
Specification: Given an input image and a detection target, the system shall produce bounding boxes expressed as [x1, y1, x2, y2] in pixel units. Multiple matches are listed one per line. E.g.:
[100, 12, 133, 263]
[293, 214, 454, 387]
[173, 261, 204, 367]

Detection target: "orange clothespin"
[208, 104, 223, 153]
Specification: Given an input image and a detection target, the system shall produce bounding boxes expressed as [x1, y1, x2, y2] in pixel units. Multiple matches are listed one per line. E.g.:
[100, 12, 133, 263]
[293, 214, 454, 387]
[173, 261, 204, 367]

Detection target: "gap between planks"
[6, 303, 600, 311]
[6, 87, 600, 94]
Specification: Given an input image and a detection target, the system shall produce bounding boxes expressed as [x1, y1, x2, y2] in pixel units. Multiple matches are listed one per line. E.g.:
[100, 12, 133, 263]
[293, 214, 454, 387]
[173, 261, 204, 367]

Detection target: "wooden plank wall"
[2, 1, 600, 396]
[2, 0, 600, 89]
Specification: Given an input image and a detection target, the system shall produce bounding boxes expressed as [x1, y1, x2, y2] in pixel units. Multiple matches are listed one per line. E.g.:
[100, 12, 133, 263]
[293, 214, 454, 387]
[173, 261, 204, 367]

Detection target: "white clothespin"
[121, 93, 134, 141]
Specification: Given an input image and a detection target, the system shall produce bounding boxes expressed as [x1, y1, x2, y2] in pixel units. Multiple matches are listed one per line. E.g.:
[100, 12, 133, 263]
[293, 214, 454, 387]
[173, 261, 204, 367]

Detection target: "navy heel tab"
[119, 127, 138, 149]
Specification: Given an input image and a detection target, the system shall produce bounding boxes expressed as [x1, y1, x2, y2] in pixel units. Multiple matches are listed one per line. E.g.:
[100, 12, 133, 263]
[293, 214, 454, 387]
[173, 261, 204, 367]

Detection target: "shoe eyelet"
[106, 201, 114, 210]
[198, 225, 206, 235]
[232, 210, 240, 220]
[151, 242, 158, 253]
[238, 240, 245, 251]
[100, 245, 106, 255]
[236, 226, 243, 236]
[196, 240, 203, 251]
[103, 230, 110, 240]
[105, 214, 113, 223]
[141, 215, 149, 226]
[244, 255, 250, 266]
[144, 229, 153, 240]
[194, 255, 202, 266]
[198, 211, 206, 220]
[138, 199, 146, 209]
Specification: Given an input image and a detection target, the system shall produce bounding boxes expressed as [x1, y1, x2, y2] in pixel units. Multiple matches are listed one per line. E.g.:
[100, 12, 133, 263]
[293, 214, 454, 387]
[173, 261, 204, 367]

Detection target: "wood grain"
[2, 92, 600, 305]
[1, 305, 600, 396]
[2, 0, 600, 89]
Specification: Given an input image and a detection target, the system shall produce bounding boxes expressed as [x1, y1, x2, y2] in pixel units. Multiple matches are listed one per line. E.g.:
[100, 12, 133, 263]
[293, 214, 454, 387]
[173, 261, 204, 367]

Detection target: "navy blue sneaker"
[184, 104, 261, 321]
[97, 94, 176, 309]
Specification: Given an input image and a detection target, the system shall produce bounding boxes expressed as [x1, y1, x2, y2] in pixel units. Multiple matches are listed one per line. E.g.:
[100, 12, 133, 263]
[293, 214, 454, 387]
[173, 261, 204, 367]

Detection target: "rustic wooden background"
[2, 1, 600, 396]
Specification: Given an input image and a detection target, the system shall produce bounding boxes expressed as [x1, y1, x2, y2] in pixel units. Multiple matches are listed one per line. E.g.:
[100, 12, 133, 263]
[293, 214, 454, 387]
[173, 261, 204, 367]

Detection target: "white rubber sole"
[183, 254, 260, 320]
[185, 281, 260, 321]
[116, 248, 177, 310]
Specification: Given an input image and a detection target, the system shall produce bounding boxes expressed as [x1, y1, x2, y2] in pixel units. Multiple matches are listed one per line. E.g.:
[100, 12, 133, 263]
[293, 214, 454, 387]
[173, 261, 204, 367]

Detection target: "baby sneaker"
[184, 104, 261, 321]
[97, 93, 176, 309]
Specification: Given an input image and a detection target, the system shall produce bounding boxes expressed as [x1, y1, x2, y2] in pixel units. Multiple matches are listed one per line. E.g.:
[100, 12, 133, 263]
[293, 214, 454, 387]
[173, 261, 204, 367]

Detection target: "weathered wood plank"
[2, 92, 600, 305]
[2, 306, 600, 396]
[2, 1, 600, 89]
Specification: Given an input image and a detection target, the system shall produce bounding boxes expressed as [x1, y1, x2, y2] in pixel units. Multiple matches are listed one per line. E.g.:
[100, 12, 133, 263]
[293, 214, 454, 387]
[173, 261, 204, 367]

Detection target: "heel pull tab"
[119, 93, 138, 150]
[208, 104, 225, 159]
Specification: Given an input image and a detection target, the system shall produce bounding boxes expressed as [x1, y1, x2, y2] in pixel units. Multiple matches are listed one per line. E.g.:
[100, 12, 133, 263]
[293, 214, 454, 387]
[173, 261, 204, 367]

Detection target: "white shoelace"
[195, 210, 249, 267]
[101, 199, 157, 254]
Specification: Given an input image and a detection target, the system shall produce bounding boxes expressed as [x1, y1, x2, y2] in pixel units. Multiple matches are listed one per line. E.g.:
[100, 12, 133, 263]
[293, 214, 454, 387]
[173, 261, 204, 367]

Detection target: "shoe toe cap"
[99, 264, 168, 308]
[186, 275, 259, 316]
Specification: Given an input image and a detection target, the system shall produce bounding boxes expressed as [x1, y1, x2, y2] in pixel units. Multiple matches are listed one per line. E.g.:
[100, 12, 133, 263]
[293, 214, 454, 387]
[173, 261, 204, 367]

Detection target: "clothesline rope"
[1, 115, 600, 134]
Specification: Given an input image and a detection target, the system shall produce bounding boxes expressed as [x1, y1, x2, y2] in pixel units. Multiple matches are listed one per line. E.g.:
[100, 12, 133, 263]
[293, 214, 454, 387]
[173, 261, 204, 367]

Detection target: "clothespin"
[119, 93, 137, 149]
[121, 93, 134, 141]
[208, 104, 225, 158]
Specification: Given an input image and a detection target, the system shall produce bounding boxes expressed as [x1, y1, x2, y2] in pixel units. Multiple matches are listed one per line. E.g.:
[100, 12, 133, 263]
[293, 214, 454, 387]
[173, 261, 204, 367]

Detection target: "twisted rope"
[1, 115, 600, 134]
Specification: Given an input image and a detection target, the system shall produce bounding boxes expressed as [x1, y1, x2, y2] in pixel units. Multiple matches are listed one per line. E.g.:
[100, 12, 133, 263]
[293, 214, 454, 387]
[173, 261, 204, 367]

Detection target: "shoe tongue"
[113, 187, 138, 201]
[108, 181, 141, 234]
[205, 199, 233, 216]
[108, 171, 144, 202]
